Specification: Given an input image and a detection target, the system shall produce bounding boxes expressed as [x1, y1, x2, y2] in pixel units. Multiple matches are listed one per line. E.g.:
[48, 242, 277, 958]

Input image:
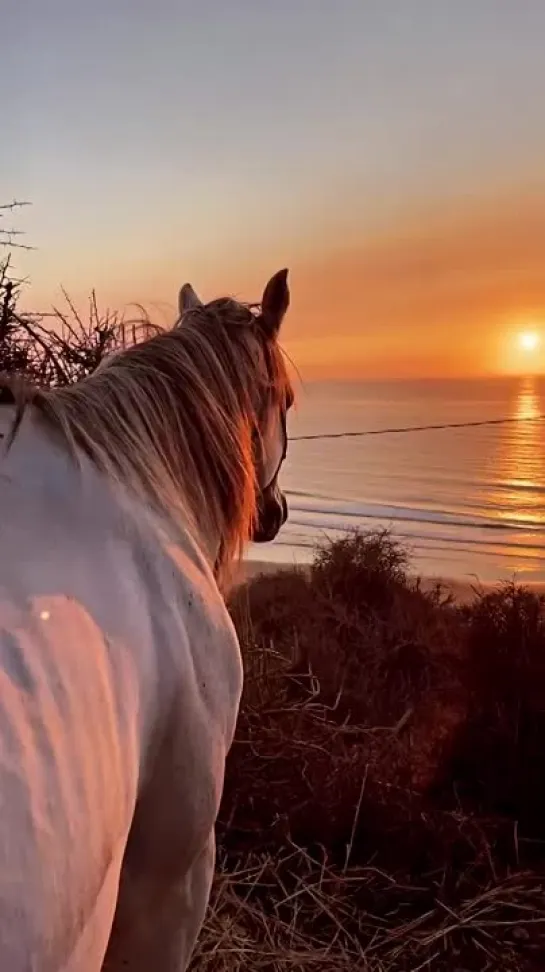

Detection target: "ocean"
[248, 375, 545, 584]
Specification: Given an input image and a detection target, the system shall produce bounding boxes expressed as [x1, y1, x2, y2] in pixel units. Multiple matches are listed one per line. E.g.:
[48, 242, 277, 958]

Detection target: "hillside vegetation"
[192, 530, 545, 971]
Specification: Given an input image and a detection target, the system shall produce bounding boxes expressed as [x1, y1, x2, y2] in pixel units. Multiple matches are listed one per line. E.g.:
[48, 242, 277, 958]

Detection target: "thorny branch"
[0, 201, 34, 251]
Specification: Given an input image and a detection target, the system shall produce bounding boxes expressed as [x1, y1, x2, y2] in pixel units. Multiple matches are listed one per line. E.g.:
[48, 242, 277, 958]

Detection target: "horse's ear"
[260, 268, 289, 338]
[178, 283, 202, 320]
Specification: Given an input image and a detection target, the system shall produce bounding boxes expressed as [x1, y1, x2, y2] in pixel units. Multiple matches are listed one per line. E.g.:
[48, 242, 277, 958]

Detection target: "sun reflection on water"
[495, 377, 545, 528]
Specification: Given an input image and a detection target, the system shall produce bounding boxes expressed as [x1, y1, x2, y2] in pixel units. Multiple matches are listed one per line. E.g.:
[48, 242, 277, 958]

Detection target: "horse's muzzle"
[252, 485, 288, 543]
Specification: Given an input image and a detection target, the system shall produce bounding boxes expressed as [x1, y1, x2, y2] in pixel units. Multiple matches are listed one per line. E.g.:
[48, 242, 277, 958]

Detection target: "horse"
[0, 268, 293, 970]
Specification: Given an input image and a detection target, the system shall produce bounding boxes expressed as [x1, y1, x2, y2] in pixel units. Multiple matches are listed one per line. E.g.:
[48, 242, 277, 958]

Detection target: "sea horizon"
[248, 374, 545, 585]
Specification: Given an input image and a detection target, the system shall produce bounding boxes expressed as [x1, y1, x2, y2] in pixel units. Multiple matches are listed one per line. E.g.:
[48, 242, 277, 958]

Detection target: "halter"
[254, 402, 288, 493]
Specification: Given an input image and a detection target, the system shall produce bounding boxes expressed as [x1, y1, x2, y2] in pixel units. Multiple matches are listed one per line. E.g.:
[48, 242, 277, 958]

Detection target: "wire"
[289, 413, 545, 442]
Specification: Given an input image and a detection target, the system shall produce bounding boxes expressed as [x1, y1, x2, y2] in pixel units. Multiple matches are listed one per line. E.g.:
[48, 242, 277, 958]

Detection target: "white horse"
[0, 269, 293, 970]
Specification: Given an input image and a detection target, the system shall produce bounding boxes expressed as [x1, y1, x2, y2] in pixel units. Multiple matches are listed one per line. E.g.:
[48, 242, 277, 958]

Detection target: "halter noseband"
[253, 403, 288, 493]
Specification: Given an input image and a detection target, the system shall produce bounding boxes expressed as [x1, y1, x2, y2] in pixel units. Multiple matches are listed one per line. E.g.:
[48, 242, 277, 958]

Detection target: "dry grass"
[0, 266, 157, 387]
[191, 530, 545, 971]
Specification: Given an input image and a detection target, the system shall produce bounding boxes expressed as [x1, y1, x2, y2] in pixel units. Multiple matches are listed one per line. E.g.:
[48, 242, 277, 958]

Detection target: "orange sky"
[280, 192, 545, 379]
[135, 188, 545, 381]
[17, 187, 545, 381]
[8, 4, 545, 381]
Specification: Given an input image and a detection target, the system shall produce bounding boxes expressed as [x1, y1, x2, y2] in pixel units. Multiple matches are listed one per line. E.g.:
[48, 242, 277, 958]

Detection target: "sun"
[518, 330, 541, 353]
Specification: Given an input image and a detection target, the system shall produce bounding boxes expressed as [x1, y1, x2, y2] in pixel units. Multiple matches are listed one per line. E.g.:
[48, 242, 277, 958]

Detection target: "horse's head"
[177, 269, 293, 546]
[18, 267, 295, 588]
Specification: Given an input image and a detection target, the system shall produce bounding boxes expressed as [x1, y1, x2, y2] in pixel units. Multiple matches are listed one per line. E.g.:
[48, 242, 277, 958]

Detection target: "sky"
[4, 0, 545, 378]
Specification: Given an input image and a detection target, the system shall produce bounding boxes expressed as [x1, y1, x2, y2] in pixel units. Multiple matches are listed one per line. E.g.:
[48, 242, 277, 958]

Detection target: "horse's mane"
[1, 297, 292, 588]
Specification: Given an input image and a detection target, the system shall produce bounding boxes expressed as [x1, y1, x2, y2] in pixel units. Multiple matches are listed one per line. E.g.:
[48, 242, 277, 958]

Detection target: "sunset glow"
[7, 3, 545, 380]
[518, 331, 541, 353]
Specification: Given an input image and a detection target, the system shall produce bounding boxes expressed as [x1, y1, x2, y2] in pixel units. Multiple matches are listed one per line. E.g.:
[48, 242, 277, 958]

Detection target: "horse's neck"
[0, 404, 219, 583]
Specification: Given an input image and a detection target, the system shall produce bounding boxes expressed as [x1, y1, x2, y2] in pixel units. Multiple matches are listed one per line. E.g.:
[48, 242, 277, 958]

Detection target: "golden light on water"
[494, 377, 544, 538]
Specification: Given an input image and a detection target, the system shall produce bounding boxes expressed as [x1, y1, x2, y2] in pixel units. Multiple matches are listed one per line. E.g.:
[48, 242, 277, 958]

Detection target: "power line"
[289, 413, 545, 442]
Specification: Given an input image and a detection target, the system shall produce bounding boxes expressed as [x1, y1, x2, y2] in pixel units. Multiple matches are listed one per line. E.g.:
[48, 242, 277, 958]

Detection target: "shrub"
[210, 534, 545, 970]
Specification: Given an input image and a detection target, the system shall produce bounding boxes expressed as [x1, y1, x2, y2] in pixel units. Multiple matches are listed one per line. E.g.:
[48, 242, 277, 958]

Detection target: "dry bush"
[440, 582, 545, 843]
[205, 532, 545, 971]
[1, 215, 156, 386]
[0, 286, 158, 387]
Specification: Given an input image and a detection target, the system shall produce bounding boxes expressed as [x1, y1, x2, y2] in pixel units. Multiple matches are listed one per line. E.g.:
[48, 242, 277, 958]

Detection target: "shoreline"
[240, 558, 545, 605]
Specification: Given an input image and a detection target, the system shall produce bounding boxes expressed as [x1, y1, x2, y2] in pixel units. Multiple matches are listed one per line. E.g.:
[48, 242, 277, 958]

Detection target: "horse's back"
[0, 409, 243, 969]
[0, 461, 146, 969]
